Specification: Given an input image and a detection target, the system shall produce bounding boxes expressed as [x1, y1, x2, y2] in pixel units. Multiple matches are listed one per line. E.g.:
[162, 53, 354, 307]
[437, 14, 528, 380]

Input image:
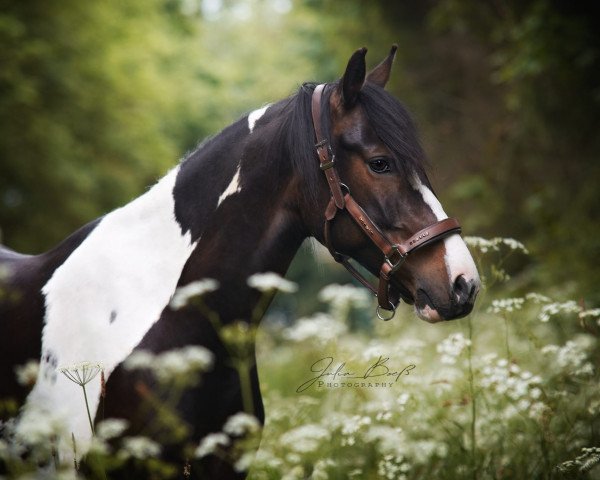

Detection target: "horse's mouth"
[389, 281, 445, 323]
[390, 281, 414, 305]
[413, 289, 444, 323]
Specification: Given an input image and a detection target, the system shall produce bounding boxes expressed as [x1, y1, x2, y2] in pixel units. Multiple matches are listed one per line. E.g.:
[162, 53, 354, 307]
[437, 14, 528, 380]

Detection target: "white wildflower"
[170, 279, 219, 309]
[528, 401, 549, 420]
[365, 425, 404, 454]
[410, 439, 448, 463]
[542, 337, 593, 375]
[123, 350, 155, 370]
[318, 283, 371, 309]
[194, 433, 230, 458]
[14, 405, 68, 446]
[437, 333, 471, 364]
[14, 360, 39, 387]
[88, 436, 111, 456]
[397, 393, 410, 406]
[488, 298, 524, 314]
[530, 387, 543, 400]
[378, 454, 409, 480]
[234, 451, 256, 472]
[500, 238, 528, 254]
[120, 436, 161, 459]
[525, 292, 551, 304]
[123, 346, 213, 382]
[464, 236, 499, 253]
[313, 459, 335, 480]
[283, 313, 346, 343]
[247, 272, 298, 293]
[280, 424, 329, 453]
[59, 361, 103, 386]
[282, 466, 304, 480]
[96, 418, 129, 440]
[539, 300, 581, 322]
[580, 308, 600, 319]
[154, 345, 214, 381]
[463, 236, 527, 254]
[341, 415, 371, 437]
[223, 412, 261, 436]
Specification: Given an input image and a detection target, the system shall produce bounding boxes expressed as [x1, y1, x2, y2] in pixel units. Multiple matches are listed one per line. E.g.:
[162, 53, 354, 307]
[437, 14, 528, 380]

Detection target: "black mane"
[265, 81, 428, 209]
[360, 83, 428, 181]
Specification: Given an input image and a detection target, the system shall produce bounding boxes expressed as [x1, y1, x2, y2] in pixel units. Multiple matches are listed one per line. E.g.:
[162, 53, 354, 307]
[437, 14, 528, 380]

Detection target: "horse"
[0, 46, 480, 479]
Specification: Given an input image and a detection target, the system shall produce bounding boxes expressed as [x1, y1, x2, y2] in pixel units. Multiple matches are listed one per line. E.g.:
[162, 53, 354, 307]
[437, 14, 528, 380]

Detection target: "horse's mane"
[360, 83, 428, 180]
[266, 81, 428, 209]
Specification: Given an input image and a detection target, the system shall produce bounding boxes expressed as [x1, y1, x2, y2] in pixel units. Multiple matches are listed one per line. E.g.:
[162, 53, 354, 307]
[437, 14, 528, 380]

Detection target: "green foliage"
[425, 0, 600, 300]
[0, 0, 192, 251]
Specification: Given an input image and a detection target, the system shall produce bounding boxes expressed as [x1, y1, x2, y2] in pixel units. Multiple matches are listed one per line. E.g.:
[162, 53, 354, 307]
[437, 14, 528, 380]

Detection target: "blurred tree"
[424, 0, 600, 299]
[0, 0, 196, 251]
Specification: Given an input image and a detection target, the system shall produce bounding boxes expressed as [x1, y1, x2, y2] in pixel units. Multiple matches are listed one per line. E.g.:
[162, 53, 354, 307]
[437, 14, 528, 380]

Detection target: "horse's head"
[307, 47, 480, 322]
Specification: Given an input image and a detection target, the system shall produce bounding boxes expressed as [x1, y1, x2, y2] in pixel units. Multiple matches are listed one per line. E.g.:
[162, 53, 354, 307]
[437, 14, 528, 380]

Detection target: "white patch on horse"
[19, 167, 196, 458]
[217, 165, 241, 207]
[411, 175, 479, 287]
[248, 105, 269, 133]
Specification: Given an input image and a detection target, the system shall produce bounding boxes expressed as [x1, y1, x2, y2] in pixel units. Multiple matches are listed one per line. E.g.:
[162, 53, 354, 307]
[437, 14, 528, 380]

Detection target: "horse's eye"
[368, 157, 391, 174]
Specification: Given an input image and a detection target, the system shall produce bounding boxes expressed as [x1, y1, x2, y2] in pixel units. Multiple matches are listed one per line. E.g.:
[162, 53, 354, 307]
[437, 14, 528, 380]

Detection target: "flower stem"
[81, 383, 95, 436]
[235, 361, 255, 415]
[503, 313, 511, 361]
[467, 314, 477, 479]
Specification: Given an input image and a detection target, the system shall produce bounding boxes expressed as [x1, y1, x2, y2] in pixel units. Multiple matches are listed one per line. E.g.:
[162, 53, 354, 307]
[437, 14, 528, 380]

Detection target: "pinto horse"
[0, 47, 480, 478]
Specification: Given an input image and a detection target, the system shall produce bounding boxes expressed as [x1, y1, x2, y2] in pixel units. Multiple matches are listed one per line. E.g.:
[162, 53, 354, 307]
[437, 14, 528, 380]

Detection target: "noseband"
[311, 84, 461, 320]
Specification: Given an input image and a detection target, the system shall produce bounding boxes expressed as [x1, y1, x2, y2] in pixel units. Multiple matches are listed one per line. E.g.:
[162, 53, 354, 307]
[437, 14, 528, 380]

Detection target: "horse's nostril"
[453, 275, 471, 304]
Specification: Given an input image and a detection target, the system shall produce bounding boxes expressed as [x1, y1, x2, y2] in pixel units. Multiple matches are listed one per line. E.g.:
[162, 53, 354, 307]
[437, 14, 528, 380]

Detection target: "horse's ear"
[366, 45, 398, 88]
[340, 47, 367, 108]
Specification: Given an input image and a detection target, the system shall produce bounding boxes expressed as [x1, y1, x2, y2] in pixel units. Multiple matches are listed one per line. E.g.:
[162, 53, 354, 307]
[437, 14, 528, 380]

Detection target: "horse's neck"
[173, 115, 308, 324]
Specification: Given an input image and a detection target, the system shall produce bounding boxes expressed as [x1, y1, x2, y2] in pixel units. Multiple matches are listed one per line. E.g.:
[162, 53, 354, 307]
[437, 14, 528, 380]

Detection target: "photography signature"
[296, 356, 416, 393]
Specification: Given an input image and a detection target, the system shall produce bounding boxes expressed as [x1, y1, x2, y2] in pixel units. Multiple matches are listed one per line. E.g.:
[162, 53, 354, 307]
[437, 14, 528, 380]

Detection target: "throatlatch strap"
[311, 84, 345, 209]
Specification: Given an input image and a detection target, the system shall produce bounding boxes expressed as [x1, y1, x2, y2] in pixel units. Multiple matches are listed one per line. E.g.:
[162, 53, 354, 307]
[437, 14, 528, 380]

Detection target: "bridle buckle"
[384, 245, 406, 275]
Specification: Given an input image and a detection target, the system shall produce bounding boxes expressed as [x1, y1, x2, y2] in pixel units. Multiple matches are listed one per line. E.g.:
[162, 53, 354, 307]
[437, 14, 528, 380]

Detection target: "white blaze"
[411, 175, 479, 286]
[20, 166, 196, 457]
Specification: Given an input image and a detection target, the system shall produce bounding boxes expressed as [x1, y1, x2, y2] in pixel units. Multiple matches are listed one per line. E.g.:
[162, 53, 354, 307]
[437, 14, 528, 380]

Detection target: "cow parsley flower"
[123, 346, 214, 382]
[234, 451, 256, 473]
[154, 345, 214, 381]
[542, 338, 593, 375]
[170, 279, 219, 309]
[319, 283, 371, 309]
[280, 424, 329, 453]
[59, 361, 103, 386]
[437, 333, 471, 364]
[525, 292, 551, 304]
[247, 272, 298, 293]
[195, 433, 230, 458]
[539, 300, 581, 322]
[14, 360, 39, 387]
[283, 313, 347, 343]
[488, 298, 525, 314]
[96, 418, 129, 440]
[464, 236, 528, 254]
[120, 436, 161, 460]
[223, 412, 261, 436]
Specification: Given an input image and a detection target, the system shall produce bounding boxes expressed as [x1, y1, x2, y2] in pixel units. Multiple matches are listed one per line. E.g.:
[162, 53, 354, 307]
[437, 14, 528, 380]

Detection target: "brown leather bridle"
[311, 84, 462, 320]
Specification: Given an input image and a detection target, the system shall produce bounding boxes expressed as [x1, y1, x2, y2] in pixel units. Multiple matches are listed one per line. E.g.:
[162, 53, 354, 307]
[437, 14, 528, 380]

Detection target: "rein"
[311, 84, 462, 320]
